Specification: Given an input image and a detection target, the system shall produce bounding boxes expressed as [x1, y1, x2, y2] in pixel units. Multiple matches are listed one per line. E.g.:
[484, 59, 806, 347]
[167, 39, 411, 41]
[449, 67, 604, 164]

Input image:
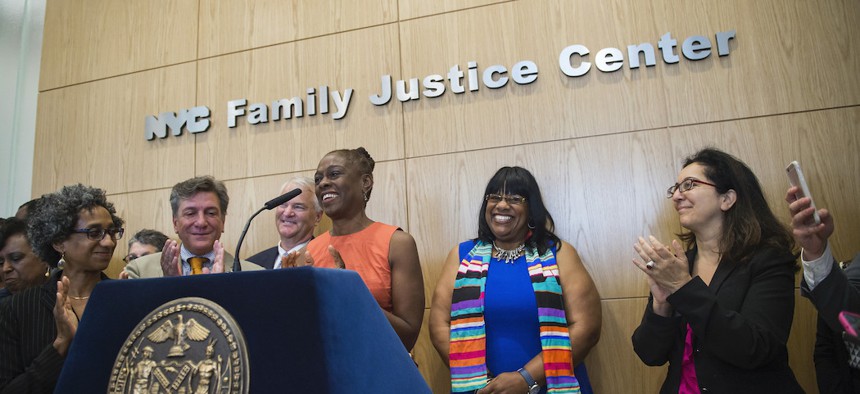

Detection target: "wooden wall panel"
[659, 0, 860, 126]
[587, 298, 666, 393]
[398, 0, 510, 20]
[789, 291, 819, 394]
[413, 308, 450, 394]
[364, 160, 410, 232]
[409, 131, 679, 305]
[32, 63, 198, 197]
[399, 0, 671, 157]
[198, 0, 397, 58]
[195, 25, 404, 180]
[40, 0, 197, 91]
[106, 188, 177, 279]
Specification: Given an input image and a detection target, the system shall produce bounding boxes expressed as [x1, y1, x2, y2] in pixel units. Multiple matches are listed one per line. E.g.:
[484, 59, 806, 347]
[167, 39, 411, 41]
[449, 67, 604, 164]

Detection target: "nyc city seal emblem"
[108, 297, 249, 393]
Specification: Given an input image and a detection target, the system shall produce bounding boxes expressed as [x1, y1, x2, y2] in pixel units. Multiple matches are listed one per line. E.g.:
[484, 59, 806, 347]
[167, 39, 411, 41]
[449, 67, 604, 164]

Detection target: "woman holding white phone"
[631, 148, 803, 393]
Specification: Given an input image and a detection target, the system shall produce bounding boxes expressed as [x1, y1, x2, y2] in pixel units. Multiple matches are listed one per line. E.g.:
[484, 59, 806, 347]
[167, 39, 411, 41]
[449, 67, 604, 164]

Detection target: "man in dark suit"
[247, 176, 321, 269]
[123, 176, 262, 278]
[787, 185, 860, 393]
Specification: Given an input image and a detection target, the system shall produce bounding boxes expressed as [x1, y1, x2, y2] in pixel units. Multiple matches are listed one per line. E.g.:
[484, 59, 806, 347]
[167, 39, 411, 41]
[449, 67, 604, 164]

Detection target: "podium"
[55, 267, 430, 393]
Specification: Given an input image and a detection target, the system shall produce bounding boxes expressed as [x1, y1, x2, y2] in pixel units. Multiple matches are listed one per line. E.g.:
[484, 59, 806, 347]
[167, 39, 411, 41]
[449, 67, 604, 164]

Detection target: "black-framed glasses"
[72, 227, 125, 241]
[666, 178, 718, 199]
[123, 253, 139, 263]
[485, 193, 527, 205]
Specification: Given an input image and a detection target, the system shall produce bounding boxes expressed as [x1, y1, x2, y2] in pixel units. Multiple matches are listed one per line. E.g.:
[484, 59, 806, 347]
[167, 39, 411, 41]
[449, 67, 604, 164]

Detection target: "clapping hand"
[280, 245, 346, 269]
[160, 239, 182, 277]
[280, 250, 311, 268]
[203, 240, 225, 274]
[327, 245, 346, 269]
[53, 276, 78, 356]
[633, 236, 691, 316]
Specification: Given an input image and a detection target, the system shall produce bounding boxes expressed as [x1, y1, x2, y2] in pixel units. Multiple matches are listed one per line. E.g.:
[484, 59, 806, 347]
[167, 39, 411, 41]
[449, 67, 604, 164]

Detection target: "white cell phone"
[786, 161, 821, 225]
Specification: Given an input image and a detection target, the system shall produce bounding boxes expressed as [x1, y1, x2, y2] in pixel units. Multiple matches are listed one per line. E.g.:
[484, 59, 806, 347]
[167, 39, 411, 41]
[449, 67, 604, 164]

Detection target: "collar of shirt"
[274, 239, 311, 269]
[179, 244, 216, 276]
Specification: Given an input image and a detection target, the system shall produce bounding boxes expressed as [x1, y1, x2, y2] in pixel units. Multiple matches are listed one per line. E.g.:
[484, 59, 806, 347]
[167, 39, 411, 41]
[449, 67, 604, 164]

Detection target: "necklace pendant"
[492, 242, 525, 264]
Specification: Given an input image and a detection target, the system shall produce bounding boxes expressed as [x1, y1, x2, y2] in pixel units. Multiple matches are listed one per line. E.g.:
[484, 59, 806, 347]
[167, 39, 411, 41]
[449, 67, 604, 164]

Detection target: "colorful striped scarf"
[448, 241, 580, 393]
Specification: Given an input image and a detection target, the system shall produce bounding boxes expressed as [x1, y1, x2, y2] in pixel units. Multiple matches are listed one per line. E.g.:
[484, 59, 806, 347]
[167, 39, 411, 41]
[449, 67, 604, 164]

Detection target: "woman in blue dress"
[430, 166, 602, 393]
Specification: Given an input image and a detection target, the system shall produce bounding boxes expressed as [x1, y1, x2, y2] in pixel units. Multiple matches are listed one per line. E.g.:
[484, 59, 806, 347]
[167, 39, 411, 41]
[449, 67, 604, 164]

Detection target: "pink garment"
[679, 323, 701, 393]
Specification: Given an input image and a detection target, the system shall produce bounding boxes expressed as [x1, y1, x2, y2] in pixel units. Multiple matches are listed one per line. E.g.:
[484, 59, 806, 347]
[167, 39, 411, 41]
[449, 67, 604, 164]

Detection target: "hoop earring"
[57, 252, 66, 269]
[527, 221, 536, 230]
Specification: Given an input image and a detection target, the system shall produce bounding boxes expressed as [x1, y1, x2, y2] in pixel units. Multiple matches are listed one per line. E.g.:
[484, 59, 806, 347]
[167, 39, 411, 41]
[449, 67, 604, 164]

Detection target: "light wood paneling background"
[39, 0, 198, 91]
[399, 0, 511, 20]
[32, 0, 860, 392]
[197, 0, 398, 58]
[33, 63, 198, 196]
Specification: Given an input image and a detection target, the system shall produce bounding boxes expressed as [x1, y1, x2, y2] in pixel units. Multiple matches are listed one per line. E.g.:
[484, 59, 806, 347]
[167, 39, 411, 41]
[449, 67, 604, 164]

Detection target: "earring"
[527, 220, 536, 230]
[44, 266, 50, 278]
[363, 192, 368, 202]
[57, 252, 65, 269]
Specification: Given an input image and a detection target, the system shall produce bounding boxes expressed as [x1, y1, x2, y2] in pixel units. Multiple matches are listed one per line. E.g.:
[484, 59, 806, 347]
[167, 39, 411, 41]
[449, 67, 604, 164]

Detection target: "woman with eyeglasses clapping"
[0, 184, 124, 393]
[430, 166, 601, 394]
[631, 148, 803, 393]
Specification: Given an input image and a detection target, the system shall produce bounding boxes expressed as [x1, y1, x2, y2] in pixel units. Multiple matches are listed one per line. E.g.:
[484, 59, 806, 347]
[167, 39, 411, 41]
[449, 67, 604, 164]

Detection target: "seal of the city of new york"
[108, 297, 249, 393]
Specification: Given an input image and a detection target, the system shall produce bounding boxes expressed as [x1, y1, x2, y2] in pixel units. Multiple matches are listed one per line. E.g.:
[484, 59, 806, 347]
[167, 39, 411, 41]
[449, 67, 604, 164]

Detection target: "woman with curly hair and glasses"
[0, 184, 124, 393]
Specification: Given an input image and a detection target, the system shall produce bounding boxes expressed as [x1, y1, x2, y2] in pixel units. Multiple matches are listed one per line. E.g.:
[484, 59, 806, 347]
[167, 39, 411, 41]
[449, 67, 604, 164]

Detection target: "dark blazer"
[247, 246, 279, 269]
[0, 288, 10, 305]
[124, 251, 263, 278]
[0, 270, 65, 394]
[801, 252, 860, 393]
[632, 247, 804, 393]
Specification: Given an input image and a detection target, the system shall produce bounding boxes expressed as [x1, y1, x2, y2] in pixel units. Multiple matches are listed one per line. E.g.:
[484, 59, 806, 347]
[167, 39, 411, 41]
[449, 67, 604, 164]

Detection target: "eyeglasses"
[123, 253, 140, 263]
[72, 227, 125, 241]
[485, 193, 527, 205]
[666, 178, 718, 199]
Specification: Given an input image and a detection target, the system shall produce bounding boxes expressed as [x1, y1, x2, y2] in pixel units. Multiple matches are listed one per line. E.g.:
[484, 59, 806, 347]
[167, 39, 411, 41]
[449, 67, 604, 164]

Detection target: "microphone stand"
[233, 207, 265, 272]
[232, 188, 302, 272]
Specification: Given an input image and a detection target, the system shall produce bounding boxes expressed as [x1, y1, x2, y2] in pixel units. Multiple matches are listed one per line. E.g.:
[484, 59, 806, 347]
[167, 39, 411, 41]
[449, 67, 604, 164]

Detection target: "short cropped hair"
[281, 176, 322, 213]
[169, 176, 229, 218]
[27, 184, 124, 266]
[127, 229, 169, 251]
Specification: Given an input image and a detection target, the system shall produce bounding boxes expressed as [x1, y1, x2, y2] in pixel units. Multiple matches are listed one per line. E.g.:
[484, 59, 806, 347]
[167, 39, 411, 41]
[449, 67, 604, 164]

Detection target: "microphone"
[263, 188, 302, 210]
[233, 188, 302, 272]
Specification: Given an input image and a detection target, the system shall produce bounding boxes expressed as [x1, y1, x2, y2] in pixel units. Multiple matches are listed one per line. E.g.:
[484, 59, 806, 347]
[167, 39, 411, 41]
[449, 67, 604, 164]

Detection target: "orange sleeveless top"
[307, 222, 398, 312]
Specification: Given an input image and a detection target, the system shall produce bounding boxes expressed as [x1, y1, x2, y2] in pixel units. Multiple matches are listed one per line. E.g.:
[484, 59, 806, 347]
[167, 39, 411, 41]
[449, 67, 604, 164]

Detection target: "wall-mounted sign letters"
[144, 30, 735, 141]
